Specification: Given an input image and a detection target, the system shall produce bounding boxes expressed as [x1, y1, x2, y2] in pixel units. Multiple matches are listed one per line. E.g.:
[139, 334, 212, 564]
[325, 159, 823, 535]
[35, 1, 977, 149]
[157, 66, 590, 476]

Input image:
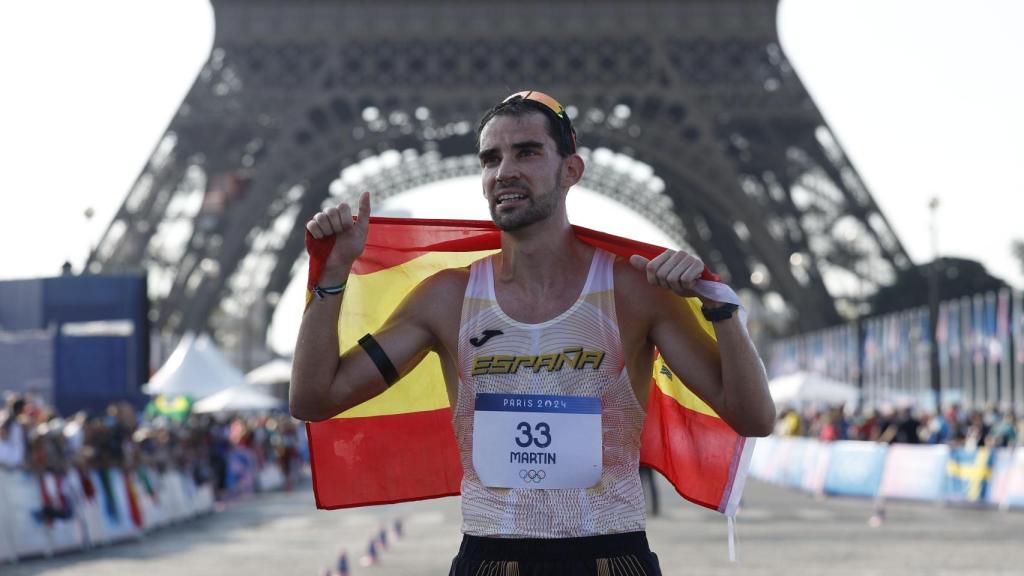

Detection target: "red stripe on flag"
[640, 385, 747, 512]
[306, 217, 720, 288]
[307, 409, 463, 510]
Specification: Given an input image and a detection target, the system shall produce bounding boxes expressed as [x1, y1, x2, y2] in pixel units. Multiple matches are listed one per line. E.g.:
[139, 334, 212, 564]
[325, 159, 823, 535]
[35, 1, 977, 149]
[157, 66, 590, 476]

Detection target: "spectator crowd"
[0, 392, 306, 502]
[775, 402, 1022, 448]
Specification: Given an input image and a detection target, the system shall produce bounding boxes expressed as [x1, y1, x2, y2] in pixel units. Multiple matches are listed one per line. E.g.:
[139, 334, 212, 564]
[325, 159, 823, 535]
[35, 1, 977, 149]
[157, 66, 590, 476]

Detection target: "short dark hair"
[476, 96, 577, 157]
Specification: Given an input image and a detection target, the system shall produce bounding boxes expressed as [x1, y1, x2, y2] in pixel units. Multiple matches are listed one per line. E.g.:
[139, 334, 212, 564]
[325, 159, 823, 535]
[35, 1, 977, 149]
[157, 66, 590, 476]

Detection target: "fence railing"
[750, 436, 1024, 509]
[0, 461, 291, 564]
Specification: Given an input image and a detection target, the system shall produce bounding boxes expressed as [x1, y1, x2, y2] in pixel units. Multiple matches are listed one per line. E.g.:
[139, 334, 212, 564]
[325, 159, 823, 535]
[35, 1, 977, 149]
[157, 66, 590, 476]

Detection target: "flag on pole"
[997, 290, 1012, 404]
[948, 299, 961, 359]
[986, 293, 1002, 363]
[303, 218, 753, 516]
[1013, 290, 1024, 414]
[847, 324, 860, 380]
[1015, 290, 1024, 364]
[972, 295, 986, 367]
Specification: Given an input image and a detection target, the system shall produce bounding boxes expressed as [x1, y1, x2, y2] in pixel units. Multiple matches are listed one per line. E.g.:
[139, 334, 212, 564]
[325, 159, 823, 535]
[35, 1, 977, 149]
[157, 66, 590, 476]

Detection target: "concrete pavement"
[5, 474, 1022, 576]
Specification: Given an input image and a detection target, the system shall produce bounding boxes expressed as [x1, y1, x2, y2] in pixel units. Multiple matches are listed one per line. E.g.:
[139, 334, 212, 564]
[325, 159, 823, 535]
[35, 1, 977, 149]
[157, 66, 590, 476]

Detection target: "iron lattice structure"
[90, 0, 910, 352]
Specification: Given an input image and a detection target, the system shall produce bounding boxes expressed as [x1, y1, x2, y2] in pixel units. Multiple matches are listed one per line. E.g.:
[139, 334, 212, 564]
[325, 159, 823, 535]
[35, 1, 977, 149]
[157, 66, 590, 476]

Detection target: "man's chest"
[490, 286, 586, 326]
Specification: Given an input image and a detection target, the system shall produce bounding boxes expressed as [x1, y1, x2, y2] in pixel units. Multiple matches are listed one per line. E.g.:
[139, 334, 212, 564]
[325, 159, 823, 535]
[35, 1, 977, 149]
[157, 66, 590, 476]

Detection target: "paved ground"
[5, 475, 1023, 576]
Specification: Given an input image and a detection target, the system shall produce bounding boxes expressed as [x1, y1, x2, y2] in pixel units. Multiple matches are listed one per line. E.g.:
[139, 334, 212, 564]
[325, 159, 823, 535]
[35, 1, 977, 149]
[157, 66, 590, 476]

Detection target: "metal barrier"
[750, 436, 1024, 509]
[0, 462, 260, 564]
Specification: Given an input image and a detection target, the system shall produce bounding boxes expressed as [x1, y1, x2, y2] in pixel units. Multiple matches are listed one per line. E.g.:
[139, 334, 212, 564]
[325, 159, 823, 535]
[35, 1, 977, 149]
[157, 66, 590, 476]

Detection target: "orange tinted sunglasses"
[503, 90, 568, 117]
[502, 90, 577, 153]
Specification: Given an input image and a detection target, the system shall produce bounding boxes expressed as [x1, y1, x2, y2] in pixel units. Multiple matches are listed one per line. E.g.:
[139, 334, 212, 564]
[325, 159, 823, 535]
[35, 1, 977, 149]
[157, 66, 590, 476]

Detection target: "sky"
[2, 0, 1022, 334]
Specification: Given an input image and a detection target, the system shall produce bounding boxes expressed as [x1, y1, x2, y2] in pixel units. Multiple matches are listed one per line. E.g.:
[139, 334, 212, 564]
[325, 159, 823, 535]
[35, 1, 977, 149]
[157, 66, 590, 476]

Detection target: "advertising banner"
[800, 441, 831, 494]
[781, 437, 810, 489]
[823, 441, 888, 498]
[879, 444, 949, 501]
[997, 449, 1024, 510]
[749, 435, 777, 480]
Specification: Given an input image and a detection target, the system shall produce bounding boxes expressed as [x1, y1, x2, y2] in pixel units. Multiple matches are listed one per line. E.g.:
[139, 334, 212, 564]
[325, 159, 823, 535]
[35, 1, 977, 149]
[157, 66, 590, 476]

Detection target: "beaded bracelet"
[312, 282, 346, 299]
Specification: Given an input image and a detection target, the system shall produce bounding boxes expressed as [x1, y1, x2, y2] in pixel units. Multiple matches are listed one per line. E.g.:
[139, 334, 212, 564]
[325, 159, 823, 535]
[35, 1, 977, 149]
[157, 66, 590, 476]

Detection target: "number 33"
[515, 422, 551, 448]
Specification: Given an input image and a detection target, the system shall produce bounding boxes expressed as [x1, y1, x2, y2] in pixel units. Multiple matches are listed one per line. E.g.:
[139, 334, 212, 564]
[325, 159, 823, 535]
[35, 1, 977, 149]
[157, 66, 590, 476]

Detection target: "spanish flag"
[305, 218, 754, 516]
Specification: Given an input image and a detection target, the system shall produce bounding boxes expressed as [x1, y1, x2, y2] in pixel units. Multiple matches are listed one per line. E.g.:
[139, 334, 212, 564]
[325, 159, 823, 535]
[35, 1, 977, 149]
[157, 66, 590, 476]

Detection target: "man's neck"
[496, 217, 592, 291]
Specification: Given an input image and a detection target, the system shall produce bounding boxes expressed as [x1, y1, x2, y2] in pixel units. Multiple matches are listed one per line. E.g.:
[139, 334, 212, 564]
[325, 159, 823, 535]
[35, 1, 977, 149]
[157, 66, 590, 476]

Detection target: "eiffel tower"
[88, 0, 910, 357]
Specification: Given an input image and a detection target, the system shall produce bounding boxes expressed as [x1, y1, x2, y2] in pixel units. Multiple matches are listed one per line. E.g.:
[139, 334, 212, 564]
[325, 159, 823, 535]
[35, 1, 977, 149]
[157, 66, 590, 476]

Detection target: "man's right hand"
[305, 191, 371, 281]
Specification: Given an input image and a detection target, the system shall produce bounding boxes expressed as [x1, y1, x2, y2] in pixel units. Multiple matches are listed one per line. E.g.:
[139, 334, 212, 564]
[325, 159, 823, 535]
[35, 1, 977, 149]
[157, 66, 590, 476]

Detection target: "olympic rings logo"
[519, 469, 546, 483]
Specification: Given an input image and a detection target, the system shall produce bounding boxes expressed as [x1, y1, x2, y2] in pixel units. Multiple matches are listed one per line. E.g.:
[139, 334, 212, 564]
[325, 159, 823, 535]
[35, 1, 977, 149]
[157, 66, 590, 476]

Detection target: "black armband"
[358, 334, 400, 387]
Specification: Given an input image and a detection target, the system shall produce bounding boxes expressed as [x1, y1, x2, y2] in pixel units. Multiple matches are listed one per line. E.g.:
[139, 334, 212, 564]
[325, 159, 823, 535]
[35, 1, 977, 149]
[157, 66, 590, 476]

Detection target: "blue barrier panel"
[225, 448, 257, 499]
[0, 469, 20, 562]
[781, 438, 809, 488]
[800, 441, 831, 494]
[879, 444, 949, 501]
[133, 468, 164, 531]
[987, 449, 1014, 506]
[258, 464, 285, 492]
[39, 473, 83, 554]
[6, 471, 51, 558]
[749, 436, 776, 480]
[64, 468, 107, 547]
[945, 447, 995, 504]
[0, 464, 275, 563]
[767, 438, 796, 484]
[823, 441, 888, 498]
[1000, 450, 1024, 509]
[92, 469, 140, 542]
[159, 471, 191, 523]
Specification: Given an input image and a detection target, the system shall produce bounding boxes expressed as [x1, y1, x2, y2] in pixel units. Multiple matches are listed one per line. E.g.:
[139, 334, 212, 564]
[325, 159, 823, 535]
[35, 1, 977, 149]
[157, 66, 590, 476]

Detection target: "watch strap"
[701, 302, 740, 323]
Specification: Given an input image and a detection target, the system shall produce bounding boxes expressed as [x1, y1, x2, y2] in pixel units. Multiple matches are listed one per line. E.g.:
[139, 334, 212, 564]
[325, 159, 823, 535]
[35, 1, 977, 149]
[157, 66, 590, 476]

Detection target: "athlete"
[291, 91, 775, 575]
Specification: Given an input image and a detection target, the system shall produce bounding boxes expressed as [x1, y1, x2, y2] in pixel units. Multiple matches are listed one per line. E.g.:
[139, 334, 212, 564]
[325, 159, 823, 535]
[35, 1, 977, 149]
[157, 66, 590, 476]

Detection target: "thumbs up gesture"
[305, 191, 372, 278]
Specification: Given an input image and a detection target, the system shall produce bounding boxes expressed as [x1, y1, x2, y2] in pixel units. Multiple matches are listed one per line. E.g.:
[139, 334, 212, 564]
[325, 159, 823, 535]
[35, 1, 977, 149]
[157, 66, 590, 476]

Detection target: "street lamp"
[928, 197, 941, 411]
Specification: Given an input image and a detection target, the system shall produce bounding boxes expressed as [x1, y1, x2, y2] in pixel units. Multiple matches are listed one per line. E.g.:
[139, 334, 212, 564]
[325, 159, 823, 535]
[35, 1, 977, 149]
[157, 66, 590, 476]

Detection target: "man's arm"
[290, 192, 435, 422]
[629, 250, 776, 437]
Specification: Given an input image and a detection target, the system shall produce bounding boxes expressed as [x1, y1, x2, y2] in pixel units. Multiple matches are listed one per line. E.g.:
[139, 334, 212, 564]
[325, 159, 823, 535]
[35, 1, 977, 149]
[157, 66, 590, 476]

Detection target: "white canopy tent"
[192, 384, 287, 414]
[245, 358, 292, 386]
[145, 333, 247, 399]
[768, 371, 860, 408]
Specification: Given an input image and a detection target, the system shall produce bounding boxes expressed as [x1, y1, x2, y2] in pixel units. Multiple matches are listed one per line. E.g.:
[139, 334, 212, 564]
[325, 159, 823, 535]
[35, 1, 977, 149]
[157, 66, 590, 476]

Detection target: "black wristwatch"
[701, 302, 739, 323]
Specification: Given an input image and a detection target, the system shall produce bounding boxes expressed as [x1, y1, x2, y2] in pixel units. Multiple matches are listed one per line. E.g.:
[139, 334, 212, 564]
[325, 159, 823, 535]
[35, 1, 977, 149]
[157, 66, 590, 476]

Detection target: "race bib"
[472, 393, 602, 489]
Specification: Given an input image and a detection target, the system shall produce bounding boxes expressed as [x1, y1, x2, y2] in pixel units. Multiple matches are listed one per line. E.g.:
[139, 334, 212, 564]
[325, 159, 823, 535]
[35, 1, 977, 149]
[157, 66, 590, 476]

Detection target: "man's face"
[477, 112, 565, 232]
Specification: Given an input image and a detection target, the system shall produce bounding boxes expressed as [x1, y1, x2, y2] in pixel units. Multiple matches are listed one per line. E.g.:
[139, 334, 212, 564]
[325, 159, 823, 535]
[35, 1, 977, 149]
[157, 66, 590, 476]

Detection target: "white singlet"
[454, 248, 647, 538]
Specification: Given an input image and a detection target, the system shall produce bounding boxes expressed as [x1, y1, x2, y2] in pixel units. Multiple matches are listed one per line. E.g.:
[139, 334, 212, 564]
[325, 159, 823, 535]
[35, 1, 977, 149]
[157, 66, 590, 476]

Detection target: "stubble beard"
[490, 166, 563, 232]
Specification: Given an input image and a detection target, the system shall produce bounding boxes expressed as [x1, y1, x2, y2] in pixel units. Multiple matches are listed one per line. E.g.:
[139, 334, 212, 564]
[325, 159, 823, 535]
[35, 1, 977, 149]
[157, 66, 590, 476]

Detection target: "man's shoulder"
[409, 266, 471, 310]
[609, 253, 664, 308]
[399, 267, 471, 338]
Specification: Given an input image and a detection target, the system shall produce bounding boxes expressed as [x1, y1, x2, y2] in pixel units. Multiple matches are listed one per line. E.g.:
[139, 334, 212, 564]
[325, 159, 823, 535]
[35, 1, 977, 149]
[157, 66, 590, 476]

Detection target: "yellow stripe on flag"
[303, 220, 752, 515]
[332, 249, 498, 418]
[652, 297, 719, 418]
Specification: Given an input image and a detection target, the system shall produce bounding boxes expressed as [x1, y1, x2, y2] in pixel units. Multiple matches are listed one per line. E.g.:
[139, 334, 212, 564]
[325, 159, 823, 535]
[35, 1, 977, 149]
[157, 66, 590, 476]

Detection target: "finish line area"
[5, 475, 1021, 576]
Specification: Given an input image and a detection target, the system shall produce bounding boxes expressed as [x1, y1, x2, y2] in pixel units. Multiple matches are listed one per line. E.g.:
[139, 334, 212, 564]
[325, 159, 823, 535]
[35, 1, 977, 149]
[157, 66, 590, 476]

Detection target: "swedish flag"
[945, 447, 994, 503]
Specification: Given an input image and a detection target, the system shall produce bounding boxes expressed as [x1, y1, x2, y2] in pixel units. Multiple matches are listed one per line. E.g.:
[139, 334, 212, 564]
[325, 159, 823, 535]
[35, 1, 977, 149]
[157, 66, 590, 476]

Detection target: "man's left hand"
[629, 250, 708, 299]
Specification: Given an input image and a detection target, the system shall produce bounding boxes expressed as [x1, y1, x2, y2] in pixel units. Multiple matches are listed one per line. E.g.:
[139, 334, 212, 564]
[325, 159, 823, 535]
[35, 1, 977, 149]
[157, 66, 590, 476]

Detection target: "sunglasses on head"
[502, 90, 577, 153]
[503, 90, 567, 117]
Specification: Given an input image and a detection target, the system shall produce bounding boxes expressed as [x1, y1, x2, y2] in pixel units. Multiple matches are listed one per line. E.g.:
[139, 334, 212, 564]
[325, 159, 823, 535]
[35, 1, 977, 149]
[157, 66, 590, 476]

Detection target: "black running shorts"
[448, 531, 662, 576]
